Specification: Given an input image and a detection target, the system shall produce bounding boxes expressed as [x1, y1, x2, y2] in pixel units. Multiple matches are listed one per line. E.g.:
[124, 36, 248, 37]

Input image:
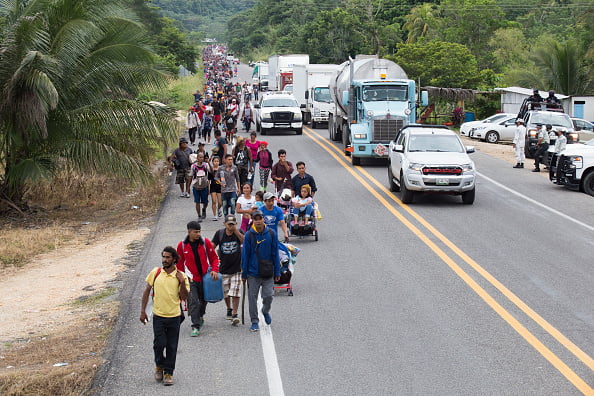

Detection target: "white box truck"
[293, 64, 339, 127]
[268, 54, 309, 91]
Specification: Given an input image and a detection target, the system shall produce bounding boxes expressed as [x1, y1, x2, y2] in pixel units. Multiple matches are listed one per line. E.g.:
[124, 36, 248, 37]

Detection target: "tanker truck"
[328, 55, 427, 165]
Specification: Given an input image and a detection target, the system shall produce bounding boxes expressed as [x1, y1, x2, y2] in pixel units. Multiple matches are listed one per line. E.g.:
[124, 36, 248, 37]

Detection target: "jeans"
[188, 127, 197, 144]
[247, 276, 274, 324]
[534, 143, 549, 168]
[291, 204, 313, 217]
[222, 191, 237, 215]
[153, 315, 181, 375]
[188, 281, 207, 328]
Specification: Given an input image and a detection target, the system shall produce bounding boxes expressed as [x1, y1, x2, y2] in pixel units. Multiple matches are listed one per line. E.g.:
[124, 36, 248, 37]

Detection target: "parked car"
[388, 125, 476, 204]
[571, 118, 593, 132]
[254, 92, 304, 135]
[469, 115, 518, 143]
[460, 113, 515, 136]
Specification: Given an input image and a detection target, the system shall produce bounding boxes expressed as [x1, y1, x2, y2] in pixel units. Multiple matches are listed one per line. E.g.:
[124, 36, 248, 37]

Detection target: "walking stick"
[241, 280, 246, 325]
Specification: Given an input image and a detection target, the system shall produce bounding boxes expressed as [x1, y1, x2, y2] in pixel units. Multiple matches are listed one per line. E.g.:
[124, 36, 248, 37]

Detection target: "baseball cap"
[263, 192, 275, 201]
[179, 137, 188, 144]
[252, 210, 264, 219]
[224, 214, 237, 224]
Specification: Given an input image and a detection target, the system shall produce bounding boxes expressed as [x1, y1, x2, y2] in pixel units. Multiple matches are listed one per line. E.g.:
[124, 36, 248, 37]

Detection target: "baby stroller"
[274, 243, 300, 296]
[286, 200, 319, 241]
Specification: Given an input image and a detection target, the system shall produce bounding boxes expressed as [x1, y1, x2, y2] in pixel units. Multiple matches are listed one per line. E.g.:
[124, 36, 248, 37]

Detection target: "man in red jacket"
[176, 221, 220, 337]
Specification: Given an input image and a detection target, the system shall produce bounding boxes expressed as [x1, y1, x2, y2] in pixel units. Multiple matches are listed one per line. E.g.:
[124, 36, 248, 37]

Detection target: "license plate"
[436, 178, 449, 185]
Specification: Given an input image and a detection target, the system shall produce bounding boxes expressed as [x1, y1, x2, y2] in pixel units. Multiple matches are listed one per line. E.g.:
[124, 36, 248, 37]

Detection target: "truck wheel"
[342, 124, 351, 156]
[582, 171, 594, 196]
[296, 128, 303, 135]
[388, 165, 400, 192]
[485, 131, 499, 144]
[351, 155, 360, 166]
[260, 128, 267, 136]
[311, 121, 317, 129]
[461, 188, 475, 204]
[400, 172, 414, 203]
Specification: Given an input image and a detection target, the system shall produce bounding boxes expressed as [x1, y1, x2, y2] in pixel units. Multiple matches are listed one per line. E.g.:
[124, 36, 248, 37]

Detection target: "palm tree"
[0, 0, 178, 206]
[403, 4, 437, 44]
[513, 38, 593, 96]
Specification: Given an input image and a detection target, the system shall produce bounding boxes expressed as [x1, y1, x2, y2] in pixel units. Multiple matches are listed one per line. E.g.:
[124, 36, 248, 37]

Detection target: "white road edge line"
[477, 171, 594, 233]
[257, 295, 285, 396]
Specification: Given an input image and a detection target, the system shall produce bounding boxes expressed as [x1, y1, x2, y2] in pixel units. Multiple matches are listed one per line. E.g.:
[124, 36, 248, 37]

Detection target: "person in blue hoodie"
[241, 210, 280, 332]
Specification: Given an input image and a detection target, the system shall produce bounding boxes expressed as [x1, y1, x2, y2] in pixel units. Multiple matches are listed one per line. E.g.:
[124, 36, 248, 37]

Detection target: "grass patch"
[72, 288, 117, 307]
[0, 303, 117, 396]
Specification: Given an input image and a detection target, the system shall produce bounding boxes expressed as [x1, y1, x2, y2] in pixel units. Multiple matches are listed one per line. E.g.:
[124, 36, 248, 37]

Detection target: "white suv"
[388, 125, 476, 204]
[254, 92, 304, 135]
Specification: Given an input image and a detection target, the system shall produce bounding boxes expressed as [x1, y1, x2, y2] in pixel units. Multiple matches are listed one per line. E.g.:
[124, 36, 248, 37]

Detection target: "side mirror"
[392, 144, 404, 153]
[254, 104, 260, 109]
[421, 91, 428, 106]
[466, 146, 475, 153]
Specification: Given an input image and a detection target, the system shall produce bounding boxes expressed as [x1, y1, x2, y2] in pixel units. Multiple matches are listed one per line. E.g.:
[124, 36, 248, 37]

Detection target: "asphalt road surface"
[94, 65, 594, 395]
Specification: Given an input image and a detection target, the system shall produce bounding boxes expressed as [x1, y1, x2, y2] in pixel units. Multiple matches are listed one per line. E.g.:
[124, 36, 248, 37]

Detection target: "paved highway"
[94, 65, 594, 395]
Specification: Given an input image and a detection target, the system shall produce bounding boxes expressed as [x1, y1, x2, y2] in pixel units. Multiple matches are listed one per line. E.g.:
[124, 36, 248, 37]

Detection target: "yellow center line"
[303, 127, 594, 395]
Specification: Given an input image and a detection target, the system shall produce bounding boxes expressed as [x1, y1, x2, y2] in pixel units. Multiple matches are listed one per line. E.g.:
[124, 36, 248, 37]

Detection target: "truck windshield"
[363, 85, 407, 102]
[531, 112, 573, 128]
[408, 134, 464, 153]
[262, 98, 298, 107]
[313, 87, 331, 103]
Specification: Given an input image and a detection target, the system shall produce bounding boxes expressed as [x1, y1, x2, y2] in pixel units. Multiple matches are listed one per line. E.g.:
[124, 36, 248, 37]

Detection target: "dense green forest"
[150, 0, 255, 41]
[226, 0, 594, 94]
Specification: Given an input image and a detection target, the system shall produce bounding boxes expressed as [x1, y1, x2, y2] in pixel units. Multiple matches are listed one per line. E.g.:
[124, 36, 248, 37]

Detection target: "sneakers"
[231, 315, 239, 326]
[154, 366, 164, 381]
[212, 216, 218, 221]
[532, 168, 540, 172]
[250, 323, 259, 332]
[226, 308, 233, 320]
[513, 163, 523, 168]
[201, 208, 207, 219]
[179, 192, 185, 197]
[185, 192, 191, 198]
[263, 312, 272, 325]
[191, 327, 200, 337]
[218, 209, 223, 217]
[163, 373, 174, 386]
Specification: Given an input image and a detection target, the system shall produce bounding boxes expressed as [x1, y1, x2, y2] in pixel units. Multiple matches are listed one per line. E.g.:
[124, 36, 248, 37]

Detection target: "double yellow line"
[303, 127, 594, 395]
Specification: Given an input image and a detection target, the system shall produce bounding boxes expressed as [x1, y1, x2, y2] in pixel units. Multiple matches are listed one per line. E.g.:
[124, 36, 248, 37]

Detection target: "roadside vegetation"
[0, 0, 202, 394]
[226, 0, 593, 98]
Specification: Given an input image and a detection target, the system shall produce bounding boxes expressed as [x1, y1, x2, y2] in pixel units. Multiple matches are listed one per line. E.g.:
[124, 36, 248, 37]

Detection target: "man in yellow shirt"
[140, 246, 189, 386]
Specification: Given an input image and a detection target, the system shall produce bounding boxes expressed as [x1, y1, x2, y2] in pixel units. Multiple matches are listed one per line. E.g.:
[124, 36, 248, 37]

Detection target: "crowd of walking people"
[142, 45, 318, 386]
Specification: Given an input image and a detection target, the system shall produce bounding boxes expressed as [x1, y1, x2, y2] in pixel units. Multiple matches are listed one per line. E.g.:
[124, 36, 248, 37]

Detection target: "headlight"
[568, 132, 579, 142]
[353, 133, 367, 139]
[262, 112, 271, 119]
[408, 163, 423, 171]
[528, 129, 538, 138]
[404, 108, 411, 115]
[569, 156, 583, 169]
[293, 112, 302, 121]
[461, 163, 474, 173]
[367, 110, 374, 117]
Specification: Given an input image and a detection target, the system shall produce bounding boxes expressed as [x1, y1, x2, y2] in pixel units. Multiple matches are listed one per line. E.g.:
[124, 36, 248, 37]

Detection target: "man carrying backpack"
[211, 214, 244, 326]
[241, 210, 280, 332]
[140, 246, 189, 386]
[176, 221, 220, 337]
[190, 153, 210, 221]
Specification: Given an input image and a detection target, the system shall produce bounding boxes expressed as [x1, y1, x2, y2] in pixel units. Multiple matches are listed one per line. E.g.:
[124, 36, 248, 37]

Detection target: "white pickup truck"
[550, 138, 594, 196]
[388, 125, 477, 204]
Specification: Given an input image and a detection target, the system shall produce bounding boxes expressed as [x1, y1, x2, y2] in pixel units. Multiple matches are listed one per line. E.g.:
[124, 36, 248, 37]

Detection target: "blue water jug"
[203, 272, 223, 303]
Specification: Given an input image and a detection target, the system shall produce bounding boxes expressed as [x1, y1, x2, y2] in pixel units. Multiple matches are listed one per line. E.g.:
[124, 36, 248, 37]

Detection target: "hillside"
[151, 0, 255, 41]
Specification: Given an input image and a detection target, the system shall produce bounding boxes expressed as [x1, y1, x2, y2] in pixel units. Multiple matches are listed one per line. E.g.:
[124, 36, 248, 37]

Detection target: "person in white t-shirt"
[235, 183, 256, 232]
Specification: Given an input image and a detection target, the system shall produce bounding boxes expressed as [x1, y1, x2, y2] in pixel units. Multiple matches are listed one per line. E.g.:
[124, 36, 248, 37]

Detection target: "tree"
[389, 41, 481, 88]
[0, 0, 178, 207]
[512, 38, 593, 95]
[403, 3, 438, 44]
